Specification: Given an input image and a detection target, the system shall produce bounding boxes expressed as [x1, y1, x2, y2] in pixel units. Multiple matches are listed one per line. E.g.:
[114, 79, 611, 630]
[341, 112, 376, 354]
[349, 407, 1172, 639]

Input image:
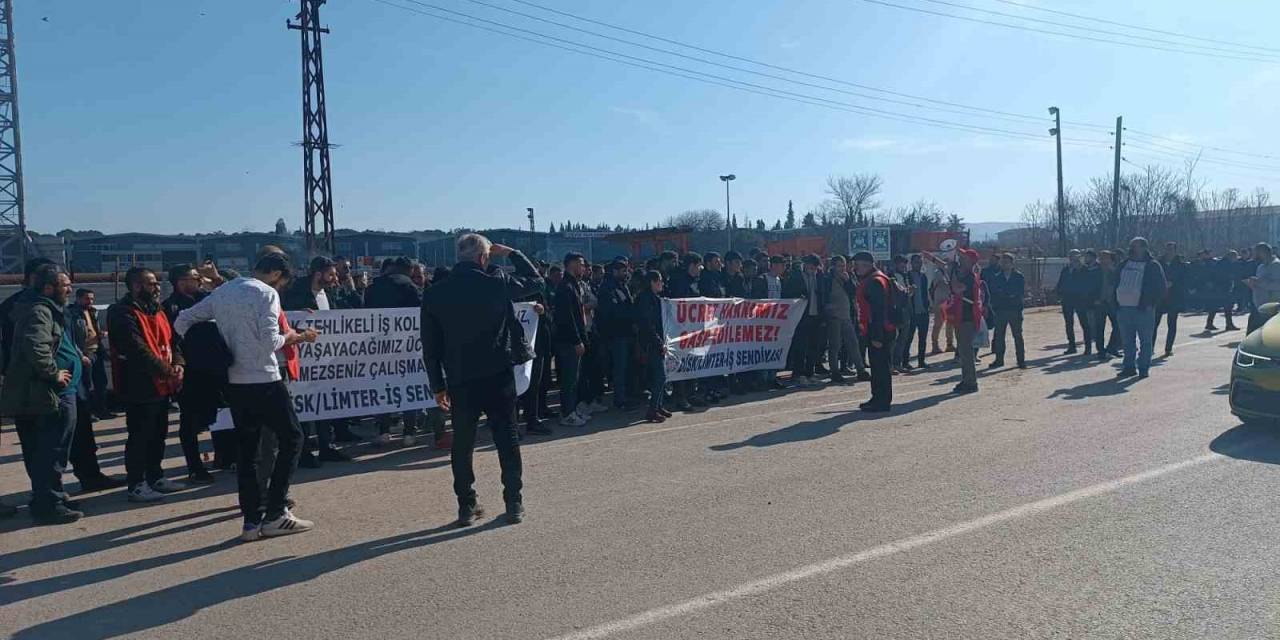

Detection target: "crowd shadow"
[709, 390, 957, 451]
[7, 519, 510, 640]
[1210, 421, 1280, 465]
[1047, 376, 1140, 400]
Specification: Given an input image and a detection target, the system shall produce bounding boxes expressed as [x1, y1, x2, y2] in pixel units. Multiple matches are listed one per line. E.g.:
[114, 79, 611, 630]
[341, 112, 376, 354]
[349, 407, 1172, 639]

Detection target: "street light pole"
[1049, 107, 1067, 257]
[720, 174, 736, 251]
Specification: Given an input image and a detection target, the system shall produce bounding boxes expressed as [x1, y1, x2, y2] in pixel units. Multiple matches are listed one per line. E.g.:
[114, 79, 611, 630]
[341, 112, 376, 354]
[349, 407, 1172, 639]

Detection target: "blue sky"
[21, 0, 1280, 234]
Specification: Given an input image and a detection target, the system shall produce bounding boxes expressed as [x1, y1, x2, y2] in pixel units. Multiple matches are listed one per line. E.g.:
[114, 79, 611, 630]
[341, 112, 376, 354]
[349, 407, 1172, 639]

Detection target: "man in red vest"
[108, 267, 185, 503]
[853, 252, 895, 412]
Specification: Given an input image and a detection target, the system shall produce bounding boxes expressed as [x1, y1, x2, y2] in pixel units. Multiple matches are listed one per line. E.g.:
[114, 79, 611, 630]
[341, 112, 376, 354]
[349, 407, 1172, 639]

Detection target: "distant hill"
[965, 222, 1020, 243]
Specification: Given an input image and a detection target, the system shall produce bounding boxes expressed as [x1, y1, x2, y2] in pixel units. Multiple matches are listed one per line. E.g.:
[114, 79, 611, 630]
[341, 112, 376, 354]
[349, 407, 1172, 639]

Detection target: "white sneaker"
[590, 400, 610, 413]
[150, 478, 183, 494]
[374, 433, 392, 446]
[239, 522, 262, 543]
[576, 403, 593, 416]
[128, 484, 164, 503]
[576, 408, 593, 422]
[791, 375, 809, 387]
[402, 434, 418, 447]
[261, 509, 315, 537]
[560, 413, 587, 427]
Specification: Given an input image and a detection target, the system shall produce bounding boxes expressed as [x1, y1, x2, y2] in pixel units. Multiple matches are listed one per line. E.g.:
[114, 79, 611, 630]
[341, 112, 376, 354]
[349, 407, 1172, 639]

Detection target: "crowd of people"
[1, 234, 1278, 535]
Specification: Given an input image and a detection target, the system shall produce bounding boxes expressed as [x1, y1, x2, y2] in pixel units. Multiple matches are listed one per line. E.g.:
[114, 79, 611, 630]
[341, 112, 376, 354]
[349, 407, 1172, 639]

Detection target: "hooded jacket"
[0, 290, 72, 416]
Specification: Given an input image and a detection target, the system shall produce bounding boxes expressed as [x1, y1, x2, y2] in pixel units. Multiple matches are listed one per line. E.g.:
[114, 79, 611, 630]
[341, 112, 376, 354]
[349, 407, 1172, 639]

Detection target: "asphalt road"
[1, 309, 1274, 640]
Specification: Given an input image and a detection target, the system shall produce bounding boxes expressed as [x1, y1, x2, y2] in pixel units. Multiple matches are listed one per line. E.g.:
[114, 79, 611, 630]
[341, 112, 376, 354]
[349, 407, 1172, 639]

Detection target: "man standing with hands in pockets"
[421, 234, 544, 527]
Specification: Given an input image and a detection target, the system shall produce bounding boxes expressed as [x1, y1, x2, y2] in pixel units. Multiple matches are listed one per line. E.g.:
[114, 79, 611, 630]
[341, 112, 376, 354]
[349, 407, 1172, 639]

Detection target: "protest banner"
[661, 297, 806, 382]
[213, 303, 538, 426]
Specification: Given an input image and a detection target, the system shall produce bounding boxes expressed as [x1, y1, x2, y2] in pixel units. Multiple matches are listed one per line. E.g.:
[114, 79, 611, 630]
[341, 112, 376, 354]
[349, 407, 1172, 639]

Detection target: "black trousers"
[793, 315, 824, 377]
[227, 380, 302, 523]
[70, 397, 105, 482]
[866, 329, 895, 408]
[450, 369, 522, 508]
[1062, 303, 1091, 348]
[1153, 308, 1179, 352]
[522, 353, 547, 425]
[1206, 302, 1237, 328]
[992, 308, 1026, 363]
[14, 395, 76, 514]
[124, 401, 171, 488]
[178, 399, 213, 475]
[912, 312, 930, 364]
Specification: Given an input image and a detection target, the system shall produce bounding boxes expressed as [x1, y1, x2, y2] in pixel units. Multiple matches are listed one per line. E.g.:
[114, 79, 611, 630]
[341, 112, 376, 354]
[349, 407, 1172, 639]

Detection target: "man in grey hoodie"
[1245, 243, 1280, 334]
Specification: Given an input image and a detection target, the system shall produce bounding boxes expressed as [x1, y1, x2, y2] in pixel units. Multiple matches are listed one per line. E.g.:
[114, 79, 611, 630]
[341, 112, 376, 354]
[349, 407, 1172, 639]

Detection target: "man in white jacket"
[1246, 243, 1280, 334]
[175, 253, 319, 542]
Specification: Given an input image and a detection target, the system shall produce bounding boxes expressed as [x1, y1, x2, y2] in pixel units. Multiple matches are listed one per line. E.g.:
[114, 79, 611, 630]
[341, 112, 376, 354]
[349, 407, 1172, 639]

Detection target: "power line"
[1123, 142, 1280, 174]
[500, 0, 1280, 162]
[372, 0, 1114, 144]
[1122, 151, 1280, 186]
[501, 0, 1113, 132]
[1125, 129, 1280, 162]
[453, 0, 1064, 129]
[914, 0, 1280, 60]
[858, 0, 1280, 64]
[986, 0, 1280, 56]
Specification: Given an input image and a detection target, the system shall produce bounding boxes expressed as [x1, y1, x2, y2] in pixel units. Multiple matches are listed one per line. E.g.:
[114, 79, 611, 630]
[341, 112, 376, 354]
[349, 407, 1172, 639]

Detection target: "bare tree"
[664, 209, 724, 231]
[825, 173, 883, 227]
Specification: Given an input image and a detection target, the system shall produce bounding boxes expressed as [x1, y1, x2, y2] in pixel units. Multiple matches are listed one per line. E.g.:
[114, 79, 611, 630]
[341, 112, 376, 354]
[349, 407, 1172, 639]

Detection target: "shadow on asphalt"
[1046, 376, 1140, 400]
[708, 390, 958, 451]
[1210, 421, 1280, 465]
[5, 519, 512, 640]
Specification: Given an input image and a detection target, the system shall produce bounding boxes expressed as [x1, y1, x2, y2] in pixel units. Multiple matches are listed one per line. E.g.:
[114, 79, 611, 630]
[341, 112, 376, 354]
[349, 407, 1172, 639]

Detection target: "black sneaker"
[1118, 368, 1137, 378]
[456, 502, 485, 527]
[527, 422, 553, 436]
[855, 371, 872, 382]
[187, 470, 216, 485]
[953, 383, 978, 394]
[1064, 346, 1078, 354]
[0, 501, 16, 518]
[32, 504, 82, 525]
[505, 501, 525, 524]
[988, 359, 1004, 369]
[318, 447, 353, 463]
[298, 451, 321, 469]
[78, 474, 127, 492]
[1017, 361, 1028, 369]
[859, 402, 890, 413]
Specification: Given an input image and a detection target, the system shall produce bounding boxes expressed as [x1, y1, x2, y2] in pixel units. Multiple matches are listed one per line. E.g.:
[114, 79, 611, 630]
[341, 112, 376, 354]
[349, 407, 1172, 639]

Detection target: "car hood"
[1240, 309, 1280, 356]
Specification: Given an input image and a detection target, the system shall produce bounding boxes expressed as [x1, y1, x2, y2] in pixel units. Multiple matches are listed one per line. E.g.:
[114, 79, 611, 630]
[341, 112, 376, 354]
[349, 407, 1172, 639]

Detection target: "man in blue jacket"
[1115, 237, 1168, 378]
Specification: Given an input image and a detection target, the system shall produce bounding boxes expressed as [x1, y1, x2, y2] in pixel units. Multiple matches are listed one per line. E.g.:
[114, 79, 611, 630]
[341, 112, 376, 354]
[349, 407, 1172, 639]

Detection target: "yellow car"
[1231, 302, 1280, 424]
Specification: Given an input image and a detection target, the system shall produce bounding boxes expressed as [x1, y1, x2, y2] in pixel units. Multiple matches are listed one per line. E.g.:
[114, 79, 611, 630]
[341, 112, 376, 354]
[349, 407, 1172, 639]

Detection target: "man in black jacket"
[421, 233, 543, 526]
[281, 257, 353, 466]
[597, 260, 636, 410]
[852, 253, 894, 412]
[667, 253, 708, 409]
[161, 264, 218, 484]
[635, 270, 670, 422]
[987, 254, 1026, 368]
[1077, 250, 1104, 357]
[109, 268, 186, 504]
[1155, 242, 1187, 356]
[1056, 250, 1091, 354]
[66, 288, 125, 492]
[783, 255, 826, 387]
[364, 256, 424, 445]
[553, 253, 590, 425]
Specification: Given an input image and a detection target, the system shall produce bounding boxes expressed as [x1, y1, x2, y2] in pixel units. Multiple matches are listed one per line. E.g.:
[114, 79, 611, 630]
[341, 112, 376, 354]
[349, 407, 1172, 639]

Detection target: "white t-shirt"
[1116, 260, 1146, 308]
[315, 288, 330, 311]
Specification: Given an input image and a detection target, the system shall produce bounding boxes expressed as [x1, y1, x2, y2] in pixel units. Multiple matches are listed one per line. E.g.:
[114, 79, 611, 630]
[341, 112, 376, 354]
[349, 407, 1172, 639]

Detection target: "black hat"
[852, 251, 875, 263]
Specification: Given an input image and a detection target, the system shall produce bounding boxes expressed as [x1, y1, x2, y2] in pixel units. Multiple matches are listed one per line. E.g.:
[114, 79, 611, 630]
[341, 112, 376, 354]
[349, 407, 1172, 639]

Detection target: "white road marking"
[546, 451, 1227, 640]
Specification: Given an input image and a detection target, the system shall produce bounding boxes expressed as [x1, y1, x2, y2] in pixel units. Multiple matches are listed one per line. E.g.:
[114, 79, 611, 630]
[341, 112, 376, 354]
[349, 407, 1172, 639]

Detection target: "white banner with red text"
[661, 297, 806, 382]
[212, 303, 538, 428]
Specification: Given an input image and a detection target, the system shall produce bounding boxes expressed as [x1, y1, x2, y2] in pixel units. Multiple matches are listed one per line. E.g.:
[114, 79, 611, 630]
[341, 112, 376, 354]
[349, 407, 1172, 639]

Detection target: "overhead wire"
[985, 0, 1280, 56]
[1125, 129, 1280, 162]
[857, 0, 1280, 64]
[500, 0, 1112, 132]
[370, 0, 1116, 145]
[913, 0, 1280, 61]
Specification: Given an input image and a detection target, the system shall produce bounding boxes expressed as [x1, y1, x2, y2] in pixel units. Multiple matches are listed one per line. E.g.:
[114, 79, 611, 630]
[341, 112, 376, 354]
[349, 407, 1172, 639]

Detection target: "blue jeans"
[555, 345, 582, 417]
[14, 394, 77, 514]
[645, 345, 667, 411]
[610, 338, 630, 407]
[1118, 306, 1156, 373]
